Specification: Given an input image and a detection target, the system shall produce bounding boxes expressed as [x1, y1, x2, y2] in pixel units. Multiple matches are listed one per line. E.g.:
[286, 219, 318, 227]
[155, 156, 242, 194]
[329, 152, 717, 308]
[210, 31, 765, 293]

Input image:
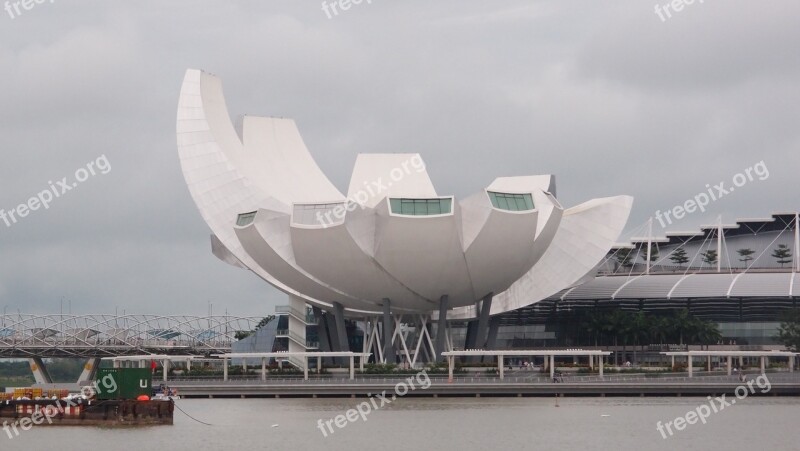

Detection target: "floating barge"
[1, 368, 174, 427]
[0, 398, 174, 426]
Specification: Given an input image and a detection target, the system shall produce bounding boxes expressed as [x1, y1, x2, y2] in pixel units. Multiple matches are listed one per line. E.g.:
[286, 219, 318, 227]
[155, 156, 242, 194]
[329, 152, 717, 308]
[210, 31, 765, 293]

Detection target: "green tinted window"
[487, 192, 534, 211]
[389, 198, 452, 216]
[236, 211, 257, 226]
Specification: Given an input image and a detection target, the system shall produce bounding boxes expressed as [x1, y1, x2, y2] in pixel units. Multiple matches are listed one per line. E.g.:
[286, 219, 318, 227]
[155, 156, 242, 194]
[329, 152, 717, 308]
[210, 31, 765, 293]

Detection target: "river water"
[4, 397, 798, 450]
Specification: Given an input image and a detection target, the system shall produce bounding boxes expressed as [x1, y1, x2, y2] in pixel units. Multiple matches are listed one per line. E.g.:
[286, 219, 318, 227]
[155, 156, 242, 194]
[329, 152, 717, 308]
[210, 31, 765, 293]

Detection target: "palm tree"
[669, 309, 693, 346]
[629, 311, 650, 365]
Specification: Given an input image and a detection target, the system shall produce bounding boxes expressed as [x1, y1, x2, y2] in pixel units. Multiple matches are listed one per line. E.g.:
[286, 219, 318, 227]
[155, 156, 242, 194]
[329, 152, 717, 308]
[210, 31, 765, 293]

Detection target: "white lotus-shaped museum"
[176, 69, 633, 322]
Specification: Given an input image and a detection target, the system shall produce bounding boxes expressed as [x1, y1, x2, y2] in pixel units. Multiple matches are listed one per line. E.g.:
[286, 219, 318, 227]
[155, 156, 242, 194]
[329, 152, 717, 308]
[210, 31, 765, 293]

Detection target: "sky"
[0, 0, 797, 317]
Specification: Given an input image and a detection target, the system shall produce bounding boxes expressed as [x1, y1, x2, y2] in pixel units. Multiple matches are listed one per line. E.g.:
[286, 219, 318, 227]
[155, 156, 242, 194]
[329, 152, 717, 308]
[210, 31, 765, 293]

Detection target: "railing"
[275, 306, 315, 324]
[275, 330, 317, 349]
[166, 369, 800, 384]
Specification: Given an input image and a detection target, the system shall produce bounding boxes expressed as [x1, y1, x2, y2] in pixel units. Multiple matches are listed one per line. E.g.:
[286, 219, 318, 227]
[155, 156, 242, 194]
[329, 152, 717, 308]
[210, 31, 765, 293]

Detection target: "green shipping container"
[95, 368, 152, 400]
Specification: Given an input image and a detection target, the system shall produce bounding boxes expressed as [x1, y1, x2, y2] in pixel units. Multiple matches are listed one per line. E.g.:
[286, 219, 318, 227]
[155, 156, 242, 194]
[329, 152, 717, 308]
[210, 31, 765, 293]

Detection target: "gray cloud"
[0, 0, 797, 316]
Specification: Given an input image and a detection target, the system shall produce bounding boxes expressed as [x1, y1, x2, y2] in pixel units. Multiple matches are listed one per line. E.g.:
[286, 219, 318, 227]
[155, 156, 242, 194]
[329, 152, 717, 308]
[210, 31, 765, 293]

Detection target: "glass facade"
[236, 211, 257, 226]
[292, 202, 347, 226]
[487, 191, 534, 211]
[389, 198, 452, 216]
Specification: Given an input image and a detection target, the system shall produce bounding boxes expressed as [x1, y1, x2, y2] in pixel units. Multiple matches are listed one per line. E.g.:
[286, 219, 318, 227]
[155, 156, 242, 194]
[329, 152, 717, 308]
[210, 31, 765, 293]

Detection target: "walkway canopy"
[662, 350, 798, 377]
[442, 349, 612, 380]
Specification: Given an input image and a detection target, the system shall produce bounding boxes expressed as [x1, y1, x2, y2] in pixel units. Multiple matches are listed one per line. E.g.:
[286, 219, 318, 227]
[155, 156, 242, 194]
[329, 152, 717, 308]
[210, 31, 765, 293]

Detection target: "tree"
[234, 316, 276, 340]
[669, 248, 689, 268]
[736, 248, 755, 268]
[772, 244, 792, 268]
[640, 245, 660, 263]
[777, 309, 800, 351]
[701, 250, 718, 268]
[615, 248, 634, 268]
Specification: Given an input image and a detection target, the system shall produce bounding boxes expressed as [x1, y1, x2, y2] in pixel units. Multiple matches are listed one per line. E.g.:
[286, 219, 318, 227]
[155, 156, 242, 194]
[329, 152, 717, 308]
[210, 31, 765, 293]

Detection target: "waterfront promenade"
[166, 371, 800, 398]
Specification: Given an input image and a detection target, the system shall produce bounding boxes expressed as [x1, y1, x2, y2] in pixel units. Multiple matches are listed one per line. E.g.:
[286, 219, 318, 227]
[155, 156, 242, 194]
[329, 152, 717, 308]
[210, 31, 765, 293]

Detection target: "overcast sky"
[0, 0, 797, 317]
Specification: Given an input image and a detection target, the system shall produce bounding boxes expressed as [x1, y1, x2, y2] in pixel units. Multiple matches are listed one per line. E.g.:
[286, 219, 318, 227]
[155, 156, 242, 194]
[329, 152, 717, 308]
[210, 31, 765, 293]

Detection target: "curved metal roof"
[552, 271, 800, 301]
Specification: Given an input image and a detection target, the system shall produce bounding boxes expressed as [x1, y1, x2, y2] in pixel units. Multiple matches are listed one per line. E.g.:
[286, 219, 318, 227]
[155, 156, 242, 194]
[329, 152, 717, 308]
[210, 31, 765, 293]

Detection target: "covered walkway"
[441, 349, 612, 380]
[212, 352, 372, 381]
[662, 350, 798, 377]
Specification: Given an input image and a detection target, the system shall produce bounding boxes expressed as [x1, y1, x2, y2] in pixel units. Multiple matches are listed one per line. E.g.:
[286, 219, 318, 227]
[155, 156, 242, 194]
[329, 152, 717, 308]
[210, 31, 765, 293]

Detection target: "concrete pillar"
[707, 355, 711, 372]
[760, 356, 765, 374]
[475, 294, 493, 349]
[28, 357, 53, 384]
[434, 295, 449, 361]
[790, 356, 795, 373]
[242, 359, 247, 375]
[78, 358, 101, 383]
[544, 355, 548, 371]
[599, 355, 604, 377]
[349, 356, 355, 380]
[739, 356, 744, 367]
[325, 312, 339, 352]
[223, 358, 228, 381]
[317, 356, 322, 374]
[163, 359, 169, 382]
[485, 316, 501, 351]
[287, 294, 307, 356]
[727, 356, 732, 376]
[314, 307, 332, 354]
[550, 355, 555, 379]
[688, 355, 693, 378]
[448, 356, 454, 381]
[382, 299, 396, 364]
[261, 357, 266, 381]
[498, 355, 504, 380]
[333, 302, 350, 354]
[671, 355, 675, 369]
[304, 356, 309, 381]
[187, 359, 191, 372]
[464, 319, 479, 350]
[113, 359, 120, 369]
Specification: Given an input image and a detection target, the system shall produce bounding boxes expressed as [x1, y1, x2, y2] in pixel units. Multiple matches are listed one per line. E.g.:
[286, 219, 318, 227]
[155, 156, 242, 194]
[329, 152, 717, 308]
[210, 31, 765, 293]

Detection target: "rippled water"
[4, 397, 799, 450]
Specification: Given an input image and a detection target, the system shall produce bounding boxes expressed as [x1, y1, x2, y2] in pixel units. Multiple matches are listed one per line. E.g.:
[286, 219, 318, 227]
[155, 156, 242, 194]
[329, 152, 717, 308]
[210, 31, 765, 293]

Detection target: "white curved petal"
[177, 69, 330, 308]
[235, 211, 378, 310]
[461, 193, 540, 299]
[450, 195, 633, 319]
[372, 198, 475, 307]
[290, 206, 433, 311]
[347, 154, 437, 208]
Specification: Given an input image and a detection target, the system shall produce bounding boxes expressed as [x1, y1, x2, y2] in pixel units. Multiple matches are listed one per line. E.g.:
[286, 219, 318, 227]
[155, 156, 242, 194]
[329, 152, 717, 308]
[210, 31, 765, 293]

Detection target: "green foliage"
[669, 248, 689, 267]
[701, 249, 718, 267]
[777, 309, 800, 351]
[640, 245, 659, 263]
[235, 315, 276, 340]
[577, 309, 721, 347]
[772, 244, 792, 268]
[615, 248, 634, 268]
[736, 248, 755, 268]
